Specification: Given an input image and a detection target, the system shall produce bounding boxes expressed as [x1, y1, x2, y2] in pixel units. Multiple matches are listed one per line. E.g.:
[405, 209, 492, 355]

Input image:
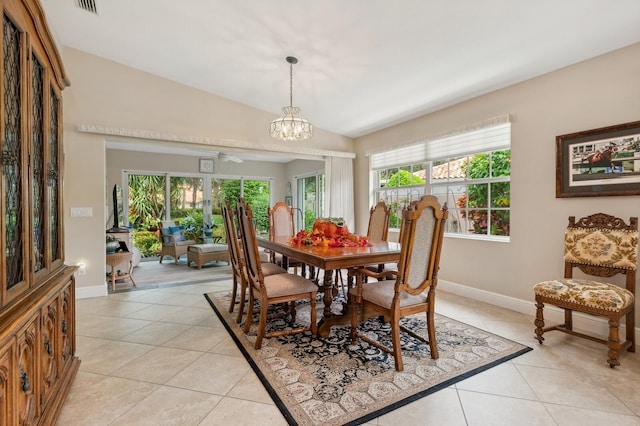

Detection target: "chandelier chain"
[289, 62, 293, 108]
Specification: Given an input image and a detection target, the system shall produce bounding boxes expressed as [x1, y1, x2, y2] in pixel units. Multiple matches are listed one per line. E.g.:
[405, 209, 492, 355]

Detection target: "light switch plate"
[70, 207, 93, 217]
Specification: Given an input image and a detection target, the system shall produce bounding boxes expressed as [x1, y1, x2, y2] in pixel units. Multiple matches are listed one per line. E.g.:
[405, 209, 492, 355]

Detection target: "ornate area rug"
[204, 291, 531, 426]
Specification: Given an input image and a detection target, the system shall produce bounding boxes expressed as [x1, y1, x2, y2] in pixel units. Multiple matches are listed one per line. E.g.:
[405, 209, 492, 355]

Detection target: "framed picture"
[285, 196, 293, 206]
[199, 158, 214, 173]
[556, 120, 640, 198]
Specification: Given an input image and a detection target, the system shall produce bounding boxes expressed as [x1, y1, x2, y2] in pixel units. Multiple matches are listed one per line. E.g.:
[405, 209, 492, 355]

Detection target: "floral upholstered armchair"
[533, 213, 638, 368]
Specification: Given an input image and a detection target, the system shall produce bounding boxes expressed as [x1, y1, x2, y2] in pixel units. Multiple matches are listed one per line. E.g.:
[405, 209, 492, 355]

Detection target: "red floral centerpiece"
[290, 217, 370, 247]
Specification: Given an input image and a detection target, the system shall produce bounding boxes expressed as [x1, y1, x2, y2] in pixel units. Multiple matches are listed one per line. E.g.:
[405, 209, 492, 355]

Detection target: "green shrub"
[133, 230, 161, 257]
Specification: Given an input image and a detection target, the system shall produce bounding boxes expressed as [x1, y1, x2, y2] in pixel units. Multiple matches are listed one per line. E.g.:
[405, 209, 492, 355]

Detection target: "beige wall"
[61, 47, 350, 297]
[61, 38, 640, 339]
[354, 43, 640, 326]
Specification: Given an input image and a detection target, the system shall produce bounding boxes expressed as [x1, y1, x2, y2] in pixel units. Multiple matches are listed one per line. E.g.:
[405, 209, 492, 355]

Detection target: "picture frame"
[285, 196, 293, 206]
[555, 120, 640, 198]
[199, 158, 214, 173]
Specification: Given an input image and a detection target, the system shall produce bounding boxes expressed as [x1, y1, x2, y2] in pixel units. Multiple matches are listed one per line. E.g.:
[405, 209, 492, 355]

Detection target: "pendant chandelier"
[270, 56, 313, 141]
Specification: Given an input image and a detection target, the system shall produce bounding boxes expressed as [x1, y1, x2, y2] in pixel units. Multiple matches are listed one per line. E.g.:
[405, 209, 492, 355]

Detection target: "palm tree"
[128, 175, 166, 228]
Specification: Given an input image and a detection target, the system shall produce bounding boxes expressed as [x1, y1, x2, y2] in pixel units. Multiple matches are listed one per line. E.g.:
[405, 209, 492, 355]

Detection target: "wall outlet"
[77, 261, 86, 276]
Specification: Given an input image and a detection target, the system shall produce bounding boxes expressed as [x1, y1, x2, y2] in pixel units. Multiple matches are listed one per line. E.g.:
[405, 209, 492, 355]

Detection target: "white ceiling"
[41, 0, 640, 143]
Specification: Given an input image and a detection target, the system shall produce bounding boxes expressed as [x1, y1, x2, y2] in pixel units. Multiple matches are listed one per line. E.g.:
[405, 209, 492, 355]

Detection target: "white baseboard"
[76, 284, 107, 299]
[438, 279, 640, 347]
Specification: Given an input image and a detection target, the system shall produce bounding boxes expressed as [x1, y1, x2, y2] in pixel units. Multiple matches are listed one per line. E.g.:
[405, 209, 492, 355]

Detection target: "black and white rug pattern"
[205, 291, 532, 426]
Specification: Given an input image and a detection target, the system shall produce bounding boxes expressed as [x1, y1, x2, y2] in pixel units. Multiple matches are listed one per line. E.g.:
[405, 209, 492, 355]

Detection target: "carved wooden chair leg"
[309, 297, 318, 338]
[255, 301, 269, 349]
[229, 276, 238, 314]
[235, 281, 248, 324]
[426, 308, 439, 359]
[243, 292, 256, 334]
[564, 309, 573, 331]
[534, 300, 545, 343]
[350, 294, 359, 345]
[290, 301, 297, 323]
[390, 315, 403, 371]
[607, 317, 622, 368]
[626, 311, 636, 353]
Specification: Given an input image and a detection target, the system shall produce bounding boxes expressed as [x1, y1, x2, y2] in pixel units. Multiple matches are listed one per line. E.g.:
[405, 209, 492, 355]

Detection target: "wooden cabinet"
[0, 0, 78, 424]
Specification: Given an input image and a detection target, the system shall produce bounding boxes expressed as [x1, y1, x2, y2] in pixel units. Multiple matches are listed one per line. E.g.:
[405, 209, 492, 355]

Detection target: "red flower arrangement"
[290, 218, 370, 247]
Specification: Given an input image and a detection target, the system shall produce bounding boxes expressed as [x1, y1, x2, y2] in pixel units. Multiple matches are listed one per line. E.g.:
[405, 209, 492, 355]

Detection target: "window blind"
[370, 115, 511, 170]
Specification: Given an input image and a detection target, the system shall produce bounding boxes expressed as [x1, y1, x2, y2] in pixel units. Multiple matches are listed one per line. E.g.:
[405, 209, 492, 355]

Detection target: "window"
[296, 172, 325, 231]
[370, 116, 511, 239]
[432, 150, 510, 237]
[374, 164, 426, 228]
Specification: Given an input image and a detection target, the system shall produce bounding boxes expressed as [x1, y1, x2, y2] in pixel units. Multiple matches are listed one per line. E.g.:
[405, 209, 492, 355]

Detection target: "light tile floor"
[58, 279, 640, 425]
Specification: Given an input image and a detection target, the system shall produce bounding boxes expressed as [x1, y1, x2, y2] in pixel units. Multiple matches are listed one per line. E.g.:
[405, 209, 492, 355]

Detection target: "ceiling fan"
[217, 152, 243, 163]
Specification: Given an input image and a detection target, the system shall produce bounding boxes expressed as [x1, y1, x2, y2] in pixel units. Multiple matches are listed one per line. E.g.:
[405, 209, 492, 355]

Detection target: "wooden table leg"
[317, 268, 352, 337]
[322, 268, 334, 319]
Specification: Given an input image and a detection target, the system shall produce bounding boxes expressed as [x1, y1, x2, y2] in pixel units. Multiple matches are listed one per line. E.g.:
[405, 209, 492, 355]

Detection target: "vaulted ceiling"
[42, 0, 640, 140]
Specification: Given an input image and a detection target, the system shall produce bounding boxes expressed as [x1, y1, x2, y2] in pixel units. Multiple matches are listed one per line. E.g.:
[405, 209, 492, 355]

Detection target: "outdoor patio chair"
[158, 220, 196, 264]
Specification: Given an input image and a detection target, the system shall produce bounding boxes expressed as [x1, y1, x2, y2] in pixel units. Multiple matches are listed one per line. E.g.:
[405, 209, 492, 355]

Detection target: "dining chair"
[237, 198, 318, 349]
[533, 213, 638, 367]
[349, 195, 448, 371]
[364, 200, 392, 272]
[268, 201, 306, 276]
[222, 201, 286, 323]
[347, 200, 393, 288]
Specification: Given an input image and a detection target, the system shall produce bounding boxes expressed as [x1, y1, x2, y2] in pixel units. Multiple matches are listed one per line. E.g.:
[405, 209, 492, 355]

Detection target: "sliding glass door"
[124, 172, 272, 256]
[297, 173, 324, 231]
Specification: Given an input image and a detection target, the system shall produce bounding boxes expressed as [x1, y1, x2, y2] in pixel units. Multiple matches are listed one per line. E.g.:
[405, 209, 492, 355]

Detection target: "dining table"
[258, 236, 401, 336]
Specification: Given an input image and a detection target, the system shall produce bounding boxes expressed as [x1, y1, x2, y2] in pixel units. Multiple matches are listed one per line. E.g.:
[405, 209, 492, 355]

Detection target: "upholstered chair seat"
[534, 279, 633, 312]
[352, 281, 427, 309]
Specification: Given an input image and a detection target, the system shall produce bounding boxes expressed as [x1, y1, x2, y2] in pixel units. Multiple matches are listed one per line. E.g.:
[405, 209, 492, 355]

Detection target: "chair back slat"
[395, 196, 447, 296]
[236, 198, 264, 290]
[367, 201, 391, 242]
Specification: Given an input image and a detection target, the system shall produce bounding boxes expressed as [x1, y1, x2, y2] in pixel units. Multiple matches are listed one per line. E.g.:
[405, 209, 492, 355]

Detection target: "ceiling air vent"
[75, 0, 98, 15]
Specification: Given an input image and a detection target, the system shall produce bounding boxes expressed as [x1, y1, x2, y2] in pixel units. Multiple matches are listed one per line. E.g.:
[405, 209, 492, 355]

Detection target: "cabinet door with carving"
[17, 317, 38, 425]
[0, 343, 15, 425]
[60, 281, 74, 366]
[40, 296, 59, 412]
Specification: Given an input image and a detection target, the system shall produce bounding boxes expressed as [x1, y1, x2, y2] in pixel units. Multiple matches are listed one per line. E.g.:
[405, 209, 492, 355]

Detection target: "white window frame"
[368, 115, 511, 242]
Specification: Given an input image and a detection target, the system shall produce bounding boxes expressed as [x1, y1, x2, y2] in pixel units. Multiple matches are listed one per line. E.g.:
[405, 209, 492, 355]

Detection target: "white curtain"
[324, 156, 355, 231]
